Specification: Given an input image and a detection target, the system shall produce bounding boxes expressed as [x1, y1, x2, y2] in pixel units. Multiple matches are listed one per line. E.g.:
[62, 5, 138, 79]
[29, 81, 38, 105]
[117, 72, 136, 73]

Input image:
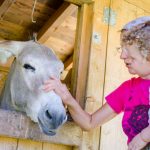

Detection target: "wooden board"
[100, 0, 150, 149]
[79, 0, 111, 149]
[43, 142, 72, 150]
[0, 136, 17, 150]
[17, 139, 43, 150]
[0, 109, 82, 146]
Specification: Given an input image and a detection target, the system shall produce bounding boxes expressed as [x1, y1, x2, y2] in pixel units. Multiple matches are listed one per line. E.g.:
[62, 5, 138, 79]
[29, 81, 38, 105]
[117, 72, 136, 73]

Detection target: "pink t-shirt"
[106, 77, 150, 144]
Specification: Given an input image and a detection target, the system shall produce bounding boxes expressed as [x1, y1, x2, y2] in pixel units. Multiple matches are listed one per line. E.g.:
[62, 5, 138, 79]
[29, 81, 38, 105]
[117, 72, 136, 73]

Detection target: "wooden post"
[66, 0, 111, 149]
[70, 3, 94, 108]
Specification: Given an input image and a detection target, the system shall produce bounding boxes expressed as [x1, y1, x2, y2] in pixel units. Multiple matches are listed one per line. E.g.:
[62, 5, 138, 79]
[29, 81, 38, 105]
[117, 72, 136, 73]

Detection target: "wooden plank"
[64, 55, 73, 69]
[69, 2, 102, 150]
[64, 0, 93, 6]
[0, 20, 28, 40]
[48, 26, 76, 44]
[70, 3, 93, 108]
[125, 0, 150, 12]
[0, 136, 17, 150]
[43, 142, 72, 150]
[73, 147, 79, 150]
[61, 15, 77, 30]
[44, 37, 74, 61]
[79, 0, 112, 149]
[0, 1, 5, 6]
[4, 0, 55, 27]
[37, 2, 77, 43]
[17, 139, 42, 150]
[100, 0, 150, 149]
[61, 56, 73, 88]
[0, 109, 82, 146]
[0, 0, 15, 19]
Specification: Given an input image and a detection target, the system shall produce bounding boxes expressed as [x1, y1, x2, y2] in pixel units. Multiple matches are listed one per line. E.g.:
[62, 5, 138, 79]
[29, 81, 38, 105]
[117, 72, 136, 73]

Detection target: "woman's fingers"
[42, 80, 56, 91]
[49, 76, 60, 81]
[43, 78, 63, 92]
[42, 77, 69, 100]
[43, 85, 54, 92]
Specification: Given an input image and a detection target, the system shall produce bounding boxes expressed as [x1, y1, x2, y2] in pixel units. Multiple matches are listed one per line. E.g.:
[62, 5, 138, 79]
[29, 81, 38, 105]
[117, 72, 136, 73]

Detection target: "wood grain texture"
[0, 136, 17, 150]
[0, 109, 82, 146]
[100, 0, 150, 149]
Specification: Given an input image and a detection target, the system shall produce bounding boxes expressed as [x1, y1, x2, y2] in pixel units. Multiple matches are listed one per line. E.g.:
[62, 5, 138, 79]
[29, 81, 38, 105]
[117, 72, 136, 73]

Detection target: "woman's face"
[120, 43, 150, 79]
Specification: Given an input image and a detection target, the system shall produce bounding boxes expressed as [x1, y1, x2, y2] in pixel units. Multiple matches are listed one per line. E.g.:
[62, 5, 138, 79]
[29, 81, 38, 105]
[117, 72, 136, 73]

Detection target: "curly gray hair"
[121, 16, 150, 61]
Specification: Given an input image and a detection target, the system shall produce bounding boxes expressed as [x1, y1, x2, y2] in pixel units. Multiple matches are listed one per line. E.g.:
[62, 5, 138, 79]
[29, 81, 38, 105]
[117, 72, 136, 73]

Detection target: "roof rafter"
[0, 0, 15, 19]
[64, 0, 93, 6]
[37, 2, 77, 43]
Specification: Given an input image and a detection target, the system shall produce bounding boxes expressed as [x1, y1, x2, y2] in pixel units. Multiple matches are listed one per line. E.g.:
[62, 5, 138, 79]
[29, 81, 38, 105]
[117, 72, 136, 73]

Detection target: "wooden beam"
[64, 0, 93, 6]
[81, 0, 111, 149]
[0, 109, 82, 146]
[37, 2, 77, 43]
[64, 55, 73, 69]
[0, 20, 28, 40]
[70, 2, 101, 150]
[71, 3, 94, 108]
[125, 0, 150, 12]
[0, 0, 15, 19]
[0, 0, 5, 6]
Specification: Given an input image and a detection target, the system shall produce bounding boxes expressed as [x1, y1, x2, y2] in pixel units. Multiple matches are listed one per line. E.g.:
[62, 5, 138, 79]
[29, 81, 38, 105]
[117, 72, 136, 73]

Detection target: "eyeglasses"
[116, 46, 128, 53]
[116, 47, 122, 53]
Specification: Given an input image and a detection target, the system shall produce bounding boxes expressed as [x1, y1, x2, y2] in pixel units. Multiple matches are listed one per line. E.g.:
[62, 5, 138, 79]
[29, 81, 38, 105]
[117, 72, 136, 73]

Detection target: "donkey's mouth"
[38, 117, 56, 136]
[42, 128, 56, 136]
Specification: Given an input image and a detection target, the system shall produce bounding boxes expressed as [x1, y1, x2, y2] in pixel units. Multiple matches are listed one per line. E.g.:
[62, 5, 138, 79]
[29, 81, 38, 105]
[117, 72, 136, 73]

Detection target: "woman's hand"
[43, 76, 73, 105]
[128, 133, 148, 150]
[42, 77, 117, 131]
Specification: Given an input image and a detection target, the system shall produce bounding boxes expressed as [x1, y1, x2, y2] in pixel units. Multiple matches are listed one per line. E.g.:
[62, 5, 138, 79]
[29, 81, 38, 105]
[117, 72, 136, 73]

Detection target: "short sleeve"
[105, 80, 131, 114]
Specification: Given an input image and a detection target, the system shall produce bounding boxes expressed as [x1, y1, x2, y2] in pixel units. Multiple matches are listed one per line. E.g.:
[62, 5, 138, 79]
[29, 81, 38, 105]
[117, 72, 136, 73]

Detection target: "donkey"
[0, 40, 67, 136]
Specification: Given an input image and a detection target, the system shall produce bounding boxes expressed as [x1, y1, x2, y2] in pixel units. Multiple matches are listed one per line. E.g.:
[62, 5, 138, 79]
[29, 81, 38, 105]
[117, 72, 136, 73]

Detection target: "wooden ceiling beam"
[0, 0, 15, 19]
[37, 2, 77, 43]
[64, 55, 73, 70]
[0, 0, 5, 6]
[64, 0, 93, 6]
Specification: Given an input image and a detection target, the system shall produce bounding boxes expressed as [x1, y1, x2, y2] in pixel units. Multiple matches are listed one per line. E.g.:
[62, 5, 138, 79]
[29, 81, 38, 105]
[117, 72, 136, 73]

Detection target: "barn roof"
[0, 0, 78, 62]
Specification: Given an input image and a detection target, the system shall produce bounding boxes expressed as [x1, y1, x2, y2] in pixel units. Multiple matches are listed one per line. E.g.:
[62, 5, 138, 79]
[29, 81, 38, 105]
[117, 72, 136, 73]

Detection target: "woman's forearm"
[140, 125, 150, 142]
[66, 97, 117, 131]
[67, 97, 93, 131]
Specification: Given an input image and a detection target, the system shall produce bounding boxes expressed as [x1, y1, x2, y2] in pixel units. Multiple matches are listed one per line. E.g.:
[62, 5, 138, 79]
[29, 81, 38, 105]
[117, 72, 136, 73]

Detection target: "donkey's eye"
[23, 64, 35, 72]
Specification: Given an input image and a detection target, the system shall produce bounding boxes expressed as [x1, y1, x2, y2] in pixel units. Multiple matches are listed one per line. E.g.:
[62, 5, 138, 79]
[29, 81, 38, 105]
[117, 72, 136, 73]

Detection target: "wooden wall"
[100, 0, 150, 149]
[0, 136, 73, 150]
[0, 0, 150, 150]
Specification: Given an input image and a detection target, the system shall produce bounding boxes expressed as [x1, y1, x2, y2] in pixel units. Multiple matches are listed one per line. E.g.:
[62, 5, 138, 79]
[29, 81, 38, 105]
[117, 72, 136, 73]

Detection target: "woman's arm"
[68, 99, 117, 130]
[140, 125, 150, 142]
[128, 125, 150, 150]
[43, 77, 117, 131]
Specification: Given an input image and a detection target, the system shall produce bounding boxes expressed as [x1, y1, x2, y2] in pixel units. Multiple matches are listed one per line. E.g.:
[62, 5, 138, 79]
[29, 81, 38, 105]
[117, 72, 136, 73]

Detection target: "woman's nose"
[120, 50, 128, 59]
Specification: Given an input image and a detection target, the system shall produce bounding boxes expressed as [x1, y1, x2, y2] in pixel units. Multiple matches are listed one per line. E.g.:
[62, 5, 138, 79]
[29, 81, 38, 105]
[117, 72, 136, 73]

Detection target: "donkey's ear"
[0, 50, 12, 63]
[0, 40, 27, 64]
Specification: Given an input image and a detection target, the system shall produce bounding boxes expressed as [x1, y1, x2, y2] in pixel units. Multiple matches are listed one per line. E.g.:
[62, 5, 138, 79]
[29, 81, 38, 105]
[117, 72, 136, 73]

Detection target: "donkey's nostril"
[45, 110, 52, 119]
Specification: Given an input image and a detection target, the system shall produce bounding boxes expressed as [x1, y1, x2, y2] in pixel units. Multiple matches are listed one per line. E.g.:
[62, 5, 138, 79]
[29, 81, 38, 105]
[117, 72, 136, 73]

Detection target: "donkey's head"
[0, 40, 67, 135]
